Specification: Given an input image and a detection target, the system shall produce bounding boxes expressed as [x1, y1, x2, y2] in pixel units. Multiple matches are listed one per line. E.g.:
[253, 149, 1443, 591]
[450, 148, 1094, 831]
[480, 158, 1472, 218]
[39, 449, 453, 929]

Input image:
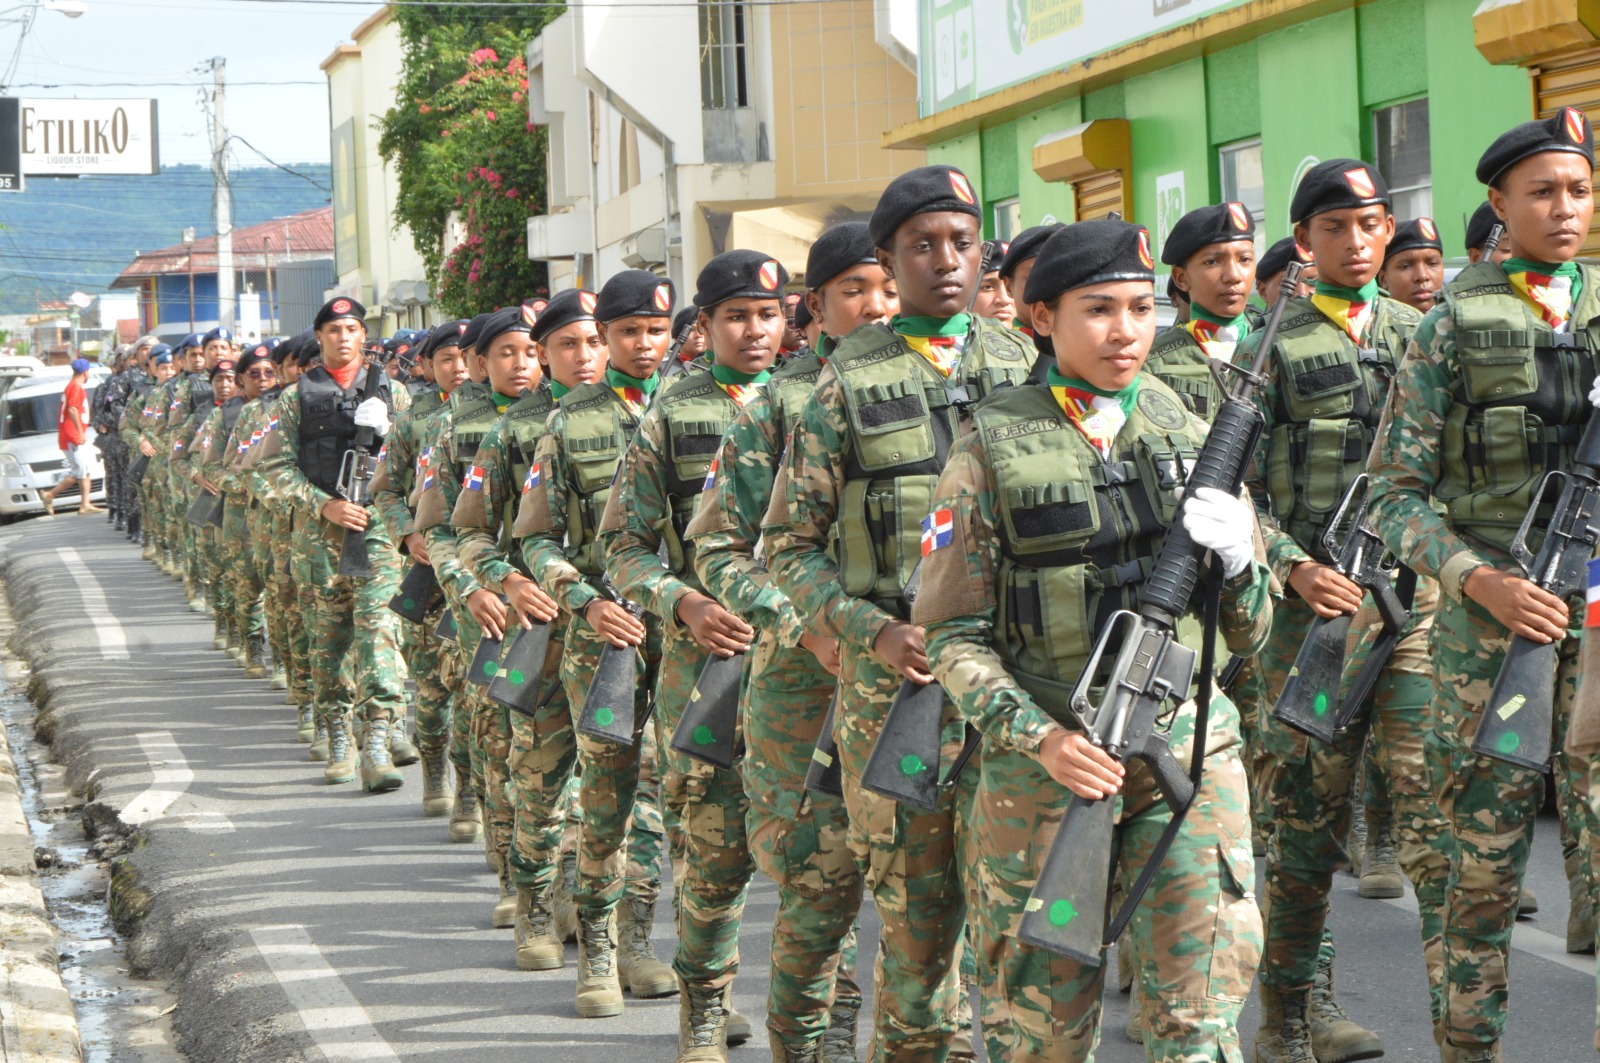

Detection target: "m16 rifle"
[335, 362, 386, 578]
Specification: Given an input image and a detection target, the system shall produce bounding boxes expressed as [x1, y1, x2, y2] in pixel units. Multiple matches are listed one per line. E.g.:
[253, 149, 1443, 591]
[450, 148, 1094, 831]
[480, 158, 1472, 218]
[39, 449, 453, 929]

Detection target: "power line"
[226, 135, 332, 193]
[7, 80, 324, 88]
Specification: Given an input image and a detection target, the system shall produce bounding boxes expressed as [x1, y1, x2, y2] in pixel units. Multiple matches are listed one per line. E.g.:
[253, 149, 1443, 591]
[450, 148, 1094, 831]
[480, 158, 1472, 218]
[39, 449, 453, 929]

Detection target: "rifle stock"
[488, 620, 555, 713]
[433, 608, 458, 643]
[185, 490, 225, 528]
[804, 689, 844, 796]
[388, 562, 441, 623]
[577, 579, 648, 744]
[467, 627, 506, 687]
[669, 652, 745, 769]
[128, 452, 150, 483]
[859, 679, 948, 812]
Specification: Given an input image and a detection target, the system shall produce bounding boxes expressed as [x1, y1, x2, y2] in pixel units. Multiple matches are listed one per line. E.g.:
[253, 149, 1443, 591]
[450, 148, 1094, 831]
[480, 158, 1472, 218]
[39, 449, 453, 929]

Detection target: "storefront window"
[1375, 99, 1432, 220]
[1218, 138, 1266, 258]
[993, 197, 1021, 241]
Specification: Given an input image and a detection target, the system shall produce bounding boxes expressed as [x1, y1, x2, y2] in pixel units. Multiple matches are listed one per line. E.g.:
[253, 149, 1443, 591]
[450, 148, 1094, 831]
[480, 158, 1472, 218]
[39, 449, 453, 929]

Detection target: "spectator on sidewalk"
[41, 358, 102, 517]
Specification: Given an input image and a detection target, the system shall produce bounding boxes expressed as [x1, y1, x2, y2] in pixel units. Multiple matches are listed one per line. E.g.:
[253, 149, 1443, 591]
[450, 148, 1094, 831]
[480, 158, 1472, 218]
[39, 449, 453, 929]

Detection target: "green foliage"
[378, 5, 560, 318]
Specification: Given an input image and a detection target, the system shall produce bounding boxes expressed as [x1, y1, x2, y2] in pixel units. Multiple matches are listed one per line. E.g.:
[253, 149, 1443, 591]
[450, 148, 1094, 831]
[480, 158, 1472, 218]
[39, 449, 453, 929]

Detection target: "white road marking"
[52, 547, 129, 660]
[248, 925, 403, 1062]
[120, 731, 235, 833]
[1381, 889, 1594, 975]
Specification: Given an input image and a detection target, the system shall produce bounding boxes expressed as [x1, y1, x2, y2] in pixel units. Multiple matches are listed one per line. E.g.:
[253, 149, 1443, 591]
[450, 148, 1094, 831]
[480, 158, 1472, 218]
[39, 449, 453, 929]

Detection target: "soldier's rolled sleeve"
[1367, 310, 1493, 601]
[763, 370, 897, 650]
[597, 411, 696, 631]
[515, 417, 595, 614]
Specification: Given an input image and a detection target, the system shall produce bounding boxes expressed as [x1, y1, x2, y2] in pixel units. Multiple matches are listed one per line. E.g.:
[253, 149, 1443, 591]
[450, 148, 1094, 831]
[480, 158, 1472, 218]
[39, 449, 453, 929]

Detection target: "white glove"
[1588, 375, 1600, 411]
[353, 397, 390, 436]
[1180, 486, 1255, 579]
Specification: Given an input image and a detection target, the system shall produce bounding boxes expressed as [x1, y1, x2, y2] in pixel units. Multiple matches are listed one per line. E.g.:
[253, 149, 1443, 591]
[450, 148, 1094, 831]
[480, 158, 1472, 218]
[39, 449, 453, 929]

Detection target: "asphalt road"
[1, 513, 1594, 1062]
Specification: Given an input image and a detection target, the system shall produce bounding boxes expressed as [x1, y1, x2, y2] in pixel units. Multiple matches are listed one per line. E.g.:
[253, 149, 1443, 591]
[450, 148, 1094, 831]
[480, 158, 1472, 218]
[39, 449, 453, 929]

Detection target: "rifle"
[1272, 474, 1414, 743]
[335, 363, 386, 578]
[488, 619, 556, 714]
[185, 489, 226, 528]
[577, 576, 650, 744]
[388, 561, 442, 623]
[658, 320, 699, 383]
[1017, 261, 1305, 964]
[669, 651, 746, 769]
[1471, 407, 1600, 770]
[803, 688, 844, 796]
[466, 595, 511, 687]
[433, 608, 458, 644]
[128, 452, 150, 484]
[1217, 655, 1247, 694]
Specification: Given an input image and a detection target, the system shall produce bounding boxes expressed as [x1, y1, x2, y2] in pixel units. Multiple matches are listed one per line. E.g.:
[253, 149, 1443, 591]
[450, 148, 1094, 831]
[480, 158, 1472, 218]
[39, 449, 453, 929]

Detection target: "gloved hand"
[353, 397, 390, 436]
[1588, 375, 1600, 411]
[1180, 486, 1255, 579]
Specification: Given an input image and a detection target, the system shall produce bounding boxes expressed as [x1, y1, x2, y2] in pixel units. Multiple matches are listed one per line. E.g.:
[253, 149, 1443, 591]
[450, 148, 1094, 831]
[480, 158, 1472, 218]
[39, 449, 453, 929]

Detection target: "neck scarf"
[327, 359, 362, 391]
[1310, 279, 1380, 343]
[894, 314, 971, 378]
[1047, 368, 1139, 458]
[710, 363, 772, 406]
[1183, 305, 1251, 360]
[491, 390, 519, 414]
[549, 380, 570, 400]
[814, 334, 834, 363]
[1503, 258, 1583, 330]
[605, 367, 659, 415]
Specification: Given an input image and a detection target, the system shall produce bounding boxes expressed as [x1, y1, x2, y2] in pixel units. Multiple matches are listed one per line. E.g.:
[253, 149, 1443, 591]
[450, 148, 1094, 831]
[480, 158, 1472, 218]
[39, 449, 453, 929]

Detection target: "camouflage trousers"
[1228, 652, 1275, 840]
[505, 625, 578, 891]
[563, 614, 667, 914]
[1426, 588, 1589, 1048]
[223, 498, 264, 645]
[465, 683, 514, 866]
[742, 628, 863, 1049]
[296, 521, 407, 727]
[100, 438, 126, 516]
[439, 637, 476, 793]
[195, 522, 228, 617]
[837, 643, 968, 1063]
[1257, 589, 1451, 1025]
[267, 510, 313, 708]
[398, 607, 452, 757]
[657, 629, 754, 991]
[968, 728, 1259, 1063]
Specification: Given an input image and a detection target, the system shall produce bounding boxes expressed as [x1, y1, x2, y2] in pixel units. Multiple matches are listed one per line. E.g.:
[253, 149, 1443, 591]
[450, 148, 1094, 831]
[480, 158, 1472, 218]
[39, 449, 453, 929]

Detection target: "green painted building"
[888, 0, 1533, 270]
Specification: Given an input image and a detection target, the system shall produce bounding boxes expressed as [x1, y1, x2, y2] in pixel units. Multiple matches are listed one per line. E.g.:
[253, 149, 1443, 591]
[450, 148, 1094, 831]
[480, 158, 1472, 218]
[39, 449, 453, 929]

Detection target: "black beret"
[1160, 202, 1256, 267]
[1258, 236, 1313, 279]
[209, 358, 236, 379]
[422, 320, 470, 359]
[997, 223, 1064, 279]
[805, 222, 876, 290]
[314, 296, 366, 330]
[869, 165, 982, 249]
[793, 297, 813, 331]
[693, 250, 789, 309]
[673, 306, 699, 336]
[277, 330, 315, 365]
[595, 270, 675, 322]
[1384, 217, 1442, 263]
[1023, 218, 1155, 304]
[529, 288, 597, 343]
[477, 305, 536, 351]
[1477, 107, 1595, 186]
[237, 346, 274, 375]
[177, 332, 204, 351]
[1290, 159, 1389, 223]
[460, 311, 496, 352]
[1464, 201, 1499, 253]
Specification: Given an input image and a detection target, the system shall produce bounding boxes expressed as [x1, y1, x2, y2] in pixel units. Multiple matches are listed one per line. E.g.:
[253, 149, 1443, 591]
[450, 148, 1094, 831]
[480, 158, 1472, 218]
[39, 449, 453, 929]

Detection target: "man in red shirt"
[41, 358, 100, 516]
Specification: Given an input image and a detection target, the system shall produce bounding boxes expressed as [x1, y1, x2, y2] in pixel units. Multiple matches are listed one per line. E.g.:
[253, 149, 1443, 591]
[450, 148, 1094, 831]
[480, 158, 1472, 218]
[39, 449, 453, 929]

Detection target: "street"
[1, 514, 1594, 1062]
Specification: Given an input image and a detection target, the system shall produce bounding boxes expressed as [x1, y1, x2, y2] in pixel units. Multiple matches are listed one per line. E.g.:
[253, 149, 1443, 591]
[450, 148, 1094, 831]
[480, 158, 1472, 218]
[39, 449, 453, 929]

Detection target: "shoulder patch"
[1137, 387, 1188, 430]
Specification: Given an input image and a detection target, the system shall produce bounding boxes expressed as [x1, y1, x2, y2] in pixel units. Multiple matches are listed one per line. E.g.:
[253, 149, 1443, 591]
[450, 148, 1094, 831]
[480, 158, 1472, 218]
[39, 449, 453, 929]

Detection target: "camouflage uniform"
[1568, 561, 1600, 1050]
[1367, 259, 1595, 1049]
[686, 346, 864, 1053]
[163, 372, 214, 593]
[115, 369, 157, 532]
[91, 365, 130, 524]
[193, 397, 262, 653]
[133, 376, 180, 561]
[763, 316, 1032, 1061]
[181, 399, 232, 623]
[915, 375, 1270, 1062]
[240, 390, 313, 712]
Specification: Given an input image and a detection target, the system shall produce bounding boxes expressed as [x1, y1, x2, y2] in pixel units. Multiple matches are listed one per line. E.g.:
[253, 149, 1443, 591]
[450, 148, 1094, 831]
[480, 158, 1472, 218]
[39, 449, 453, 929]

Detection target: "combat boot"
[492, 862, 517, 928]
[819, 1002, 858, 1062]
[774, 1043, 821, 1063]
[1125, 996, 1143, 1044]
[1518, 882, 1539, 917]
[296, 705, 314, 743]
[677, 978, 732, 1061]
[359, 718, 404, 793]
[1344, 802, 1367, 879]
[616, 896, 677, 998]
[513, 883, 564, 970]
[1568, 850, 1597, 953]
[575, 910, 624, 1018]
[1117, 930, 1135, 992]
[187, 581, 206, 613]
[1357, 815, 1404, 900]
[324, 718, 358, 785]
[1444, 1042, 1501, 1063]
[420, 748, 452, 817]
[553, 854, 579, 942]
[1254, 985, 1315, 1063]
[448, 781, 482, 843]
[244, 636, 268, 680]
[141, 539, 156, 561]
[308, 714, 329, 760]
[270, 664, 288, 689]
[212, 614, 228, 651]
[727, 1007, 752, 1048]
[388, 724, 419, 766]
[1309, 953, 1383, 1062]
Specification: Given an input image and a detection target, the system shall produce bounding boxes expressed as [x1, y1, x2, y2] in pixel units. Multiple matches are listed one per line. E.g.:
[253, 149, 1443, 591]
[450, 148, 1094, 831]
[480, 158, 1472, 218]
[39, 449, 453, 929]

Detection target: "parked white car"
[0, 364, 111, 519]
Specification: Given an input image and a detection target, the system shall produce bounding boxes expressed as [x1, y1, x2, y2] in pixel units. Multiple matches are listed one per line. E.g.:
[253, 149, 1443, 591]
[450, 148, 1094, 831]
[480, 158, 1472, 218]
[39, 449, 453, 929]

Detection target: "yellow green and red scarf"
[1183, 306, 1250, 360]
[1048, 368, 1139, 457]
[1503, 257, 1582, 330]
[605, 367, 659, 415]
[710, 364, 771, 406]
[894, 313, 970, 378]
[1310, 280, 1379, 343]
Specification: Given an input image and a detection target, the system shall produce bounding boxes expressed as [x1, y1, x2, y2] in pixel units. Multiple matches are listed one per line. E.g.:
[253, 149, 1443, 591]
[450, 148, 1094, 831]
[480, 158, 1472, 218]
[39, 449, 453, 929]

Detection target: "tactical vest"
[297, 365, 391, 497]
[498, 386, 554, 550]
[654, 372, 741, 585]
[447, 382, 500, 473]
[559, 383, 642, 575]
[219, 394, 245, 440]
[975, 380, 1205, 701]
[831, 316, 1032, 612]
[767, 349, 824, 447]
[189, 373, 214, 414]
[1436, 260, 1600, 551]
[1263, 295, 1417, 558]
[410, 388, 444, 421]
[1145, 326, 1226, 421]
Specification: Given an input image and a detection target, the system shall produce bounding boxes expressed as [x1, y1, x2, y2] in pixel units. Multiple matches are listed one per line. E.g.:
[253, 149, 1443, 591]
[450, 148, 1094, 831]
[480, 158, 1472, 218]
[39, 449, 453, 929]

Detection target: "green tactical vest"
[653, 371, 740, 587]
[767, 349, 825, 447]
[498, 386, 554, 551]
[1436, 260, 1600, 551]
[832, 315, 1032, 613]
[975, 379, 1205, 714]
[410, 388, 444, 421]
[1145, 325, 1226, 422]
[1263, 295, 1418, 558]
[447, 381, 500, 476]
[559, 383, 642, 576]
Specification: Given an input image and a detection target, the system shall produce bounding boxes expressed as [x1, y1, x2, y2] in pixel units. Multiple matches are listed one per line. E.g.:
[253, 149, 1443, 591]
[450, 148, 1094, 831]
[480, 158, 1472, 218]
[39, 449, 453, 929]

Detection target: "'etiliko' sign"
[19, 99, 159, 176]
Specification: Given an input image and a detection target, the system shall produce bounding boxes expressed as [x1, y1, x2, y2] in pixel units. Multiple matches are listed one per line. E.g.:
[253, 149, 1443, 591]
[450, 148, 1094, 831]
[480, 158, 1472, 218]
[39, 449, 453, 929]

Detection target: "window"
[1374, 99, 1431, 220]
[699, 2, 750, 109]
[1218, 138, 1266, 258]
[993, 198, 1021, 242]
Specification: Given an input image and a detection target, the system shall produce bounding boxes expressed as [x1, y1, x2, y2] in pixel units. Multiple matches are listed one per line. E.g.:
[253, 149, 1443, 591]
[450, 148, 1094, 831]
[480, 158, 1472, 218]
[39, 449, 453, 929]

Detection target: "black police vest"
[220, 395, 246, 440]
[297, 365, 388, 496]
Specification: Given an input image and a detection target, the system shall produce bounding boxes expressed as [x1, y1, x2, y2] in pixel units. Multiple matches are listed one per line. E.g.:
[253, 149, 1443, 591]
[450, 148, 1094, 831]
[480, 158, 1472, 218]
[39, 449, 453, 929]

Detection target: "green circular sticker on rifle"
[1496, 732, 1520, 755]
[1048, 899, 1078, 927]
[595, 707, 615, 727]
[507, 669, 525, 686]
[402, 597, 416, 610]
[693, 725, 714, 746]
[899, 754, 926, 777]
[1313, 691, 1329, 718]
[483, 661, 498, 677]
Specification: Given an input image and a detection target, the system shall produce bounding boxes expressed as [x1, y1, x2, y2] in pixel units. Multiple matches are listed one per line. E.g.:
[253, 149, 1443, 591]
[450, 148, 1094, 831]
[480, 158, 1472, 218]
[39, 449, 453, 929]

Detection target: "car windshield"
[0, 384, 98, 440]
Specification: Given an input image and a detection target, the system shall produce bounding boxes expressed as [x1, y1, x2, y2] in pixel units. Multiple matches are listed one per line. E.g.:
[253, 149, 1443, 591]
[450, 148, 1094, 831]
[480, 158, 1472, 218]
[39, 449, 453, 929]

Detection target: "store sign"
[331, 119, 359, 276]
[921, 0, 1250, 115]
[0, 98, 20, 192]
[18, 98, 159, 176]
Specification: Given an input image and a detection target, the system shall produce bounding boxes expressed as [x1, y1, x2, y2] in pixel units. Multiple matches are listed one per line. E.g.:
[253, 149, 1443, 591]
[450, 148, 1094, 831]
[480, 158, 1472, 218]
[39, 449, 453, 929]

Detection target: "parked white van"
[0, 363, 111, 519]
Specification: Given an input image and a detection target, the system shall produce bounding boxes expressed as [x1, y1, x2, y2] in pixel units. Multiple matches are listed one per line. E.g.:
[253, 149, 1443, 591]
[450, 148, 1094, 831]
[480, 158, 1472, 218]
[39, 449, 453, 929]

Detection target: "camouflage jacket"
[411, 384, 491, 605]
[370, 386, 445, 545]
[455, 385, 554, 594]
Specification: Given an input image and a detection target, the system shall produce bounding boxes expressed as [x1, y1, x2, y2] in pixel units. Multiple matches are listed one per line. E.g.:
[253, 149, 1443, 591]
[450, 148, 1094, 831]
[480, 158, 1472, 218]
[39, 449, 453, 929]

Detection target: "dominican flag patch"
[523, 463, 541, 493]
[377, 443, 387, 462]
[921, 508, 954, 556]
[463, 465, 485, 491]
[266, 415, 278, 433]
[702, 458, 718, 492]
[422, 468, 435, 491]
[1586, 557, 1600, 628]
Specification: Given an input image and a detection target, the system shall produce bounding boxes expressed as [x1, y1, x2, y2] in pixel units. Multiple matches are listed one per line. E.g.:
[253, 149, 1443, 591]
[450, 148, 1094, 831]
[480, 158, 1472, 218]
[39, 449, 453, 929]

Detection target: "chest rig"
[497, 386, 554, 551]
[297, 365, 391, 497]
[558, 383, 643, 576]
[653, 372, 743, 587]
[1145, 326, 1226, 421]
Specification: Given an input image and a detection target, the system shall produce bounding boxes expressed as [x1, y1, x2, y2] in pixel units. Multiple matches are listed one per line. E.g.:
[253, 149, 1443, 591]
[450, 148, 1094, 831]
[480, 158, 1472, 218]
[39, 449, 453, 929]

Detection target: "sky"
[6, 0, 372, 168]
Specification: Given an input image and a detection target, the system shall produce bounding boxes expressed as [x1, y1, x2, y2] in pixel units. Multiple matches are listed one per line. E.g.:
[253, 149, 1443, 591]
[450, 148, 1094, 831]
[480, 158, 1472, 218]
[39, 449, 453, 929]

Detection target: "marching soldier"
[1150, 202, 1258, 419]
[996, 224, 1065, 382]
[111, 336, 158, 542]
[124, 344, 176, 560]
[1255, 238, 1316, 306]
[185, 357, 243, 658]
[1379, 218, 1446, 314]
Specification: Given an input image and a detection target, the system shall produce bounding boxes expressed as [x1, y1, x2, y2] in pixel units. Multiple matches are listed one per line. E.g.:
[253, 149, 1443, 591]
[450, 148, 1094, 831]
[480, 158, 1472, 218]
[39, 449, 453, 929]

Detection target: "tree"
[378, 5, 560, 318]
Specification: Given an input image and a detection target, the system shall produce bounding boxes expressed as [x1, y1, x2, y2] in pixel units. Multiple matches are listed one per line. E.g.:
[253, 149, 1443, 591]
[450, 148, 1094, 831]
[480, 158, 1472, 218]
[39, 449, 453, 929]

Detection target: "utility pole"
[211, 56, 234, 333]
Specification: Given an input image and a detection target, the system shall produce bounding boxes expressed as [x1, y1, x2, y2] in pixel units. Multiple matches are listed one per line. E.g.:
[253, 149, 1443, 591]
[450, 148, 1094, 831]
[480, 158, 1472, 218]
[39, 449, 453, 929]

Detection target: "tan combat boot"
[308, 714, 329, 760]
[388, 721, 419, 766]
[359, 718, 403, 793]
[575, 910, 624, 1018]
[552, 854, 579, 943]
[513, 883, 564, 971]
[323, 718, 358, 785]
[819, 1002, 858, 1062]
[677, 977, 732, 1062]
[616, 896, 677, 998]
[420, 748, 452, 817]
[1253, 985, 1315, 1063]
[243, 636, 268, 680]
[296, 705, 315, 744]
[774, 1042, 822, 1063]
[1344, 802, 1367, 879]
[1567, 850, 1596, 954]
[448, 780, 482, 843]
[492, 862, 517, 929]
[1309, 953, 1382, 1063]
[271, 665, 288, 690]
[1446, 1042, 1501, 1063]
[1357, 814, 1404, 900]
